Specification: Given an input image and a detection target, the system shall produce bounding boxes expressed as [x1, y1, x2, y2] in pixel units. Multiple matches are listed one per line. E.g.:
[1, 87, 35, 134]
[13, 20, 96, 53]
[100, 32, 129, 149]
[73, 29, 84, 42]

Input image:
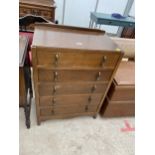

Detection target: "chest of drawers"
[32, 23, 123, 125]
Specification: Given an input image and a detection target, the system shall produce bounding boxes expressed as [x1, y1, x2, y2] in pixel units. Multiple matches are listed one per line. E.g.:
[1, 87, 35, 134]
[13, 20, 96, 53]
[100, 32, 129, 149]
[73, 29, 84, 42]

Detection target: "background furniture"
[100, 38, 135, 117]
[111, 37, 135, 59]
[19, 0, 56, 30]
[89, 12, 135, 28]
[100, 61, 135, 117]
[19, 35, 32, 128]
[19, 15, 53, 32]
[32, 23, 123, 125]
[121, 27, 135, 38]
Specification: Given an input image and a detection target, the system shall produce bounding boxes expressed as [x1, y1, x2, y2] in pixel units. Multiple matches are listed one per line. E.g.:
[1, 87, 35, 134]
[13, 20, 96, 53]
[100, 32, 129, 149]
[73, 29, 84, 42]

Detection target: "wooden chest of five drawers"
[32, 23, 123, 125]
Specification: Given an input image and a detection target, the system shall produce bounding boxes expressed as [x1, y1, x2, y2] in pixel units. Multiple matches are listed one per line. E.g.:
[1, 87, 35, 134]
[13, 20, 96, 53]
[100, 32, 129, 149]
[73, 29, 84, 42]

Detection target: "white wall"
[55, 0, 134, 34]
[64, 0, 96, 27]
[97, 0, 128, 33]
[129, 0, 135, 17]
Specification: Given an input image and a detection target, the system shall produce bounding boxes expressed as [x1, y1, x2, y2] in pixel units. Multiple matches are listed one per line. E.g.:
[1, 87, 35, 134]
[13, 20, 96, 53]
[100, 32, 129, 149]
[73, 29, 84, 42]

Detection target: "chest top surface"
[32, 24, 119, 52]
[114, 61, 135, 86]
[19, 35, 29, 67]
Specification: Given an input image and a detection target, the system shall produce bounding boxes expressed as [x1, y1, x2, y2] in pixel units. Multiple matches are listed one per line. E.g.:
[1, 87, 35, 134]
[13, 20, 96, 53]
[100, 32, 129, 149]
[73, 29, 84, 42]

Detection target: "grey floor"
[19, 99, 135, 155]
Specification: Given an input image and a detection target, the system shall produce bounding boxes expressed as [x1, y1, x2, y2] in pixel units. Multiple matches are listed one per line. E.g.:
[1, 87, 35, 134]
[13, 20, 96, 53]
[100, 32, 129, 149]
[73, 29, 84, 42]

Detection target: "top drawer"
[36, 48, 120, 69]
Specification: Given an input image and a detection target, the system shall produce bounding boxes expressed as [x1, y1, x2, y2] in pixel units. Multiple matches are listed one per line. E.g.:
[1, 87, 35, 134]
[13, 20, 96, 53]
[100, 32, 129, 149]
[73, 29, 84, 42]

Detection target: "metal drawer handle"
[101, 56, 107, 67]
[52, 98, 56, 105]
[85, 105, 88, 111]
[54, 71, 58, 81]
[88, 96, 92, 102]
[51, 109, 55, 114]
[91, 85, 97, 93]
[53, 86, 57, 94]
[96, 72, 101, 81]
[55, 53, 59, 66]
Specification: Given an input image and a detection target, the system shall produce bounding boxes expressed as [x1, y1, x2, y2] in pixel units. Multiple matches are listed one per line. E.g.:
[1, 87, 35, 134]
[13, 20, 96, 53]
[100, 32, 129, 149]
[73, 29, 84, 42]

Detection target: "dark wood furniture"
[19, 0, 56, 30]
[100, 61, 135, 117]
[121, 27, 135, 39]
[32, 23, 123, 125]
[19, 15, 52, 32]
[19, 35, 33, 128]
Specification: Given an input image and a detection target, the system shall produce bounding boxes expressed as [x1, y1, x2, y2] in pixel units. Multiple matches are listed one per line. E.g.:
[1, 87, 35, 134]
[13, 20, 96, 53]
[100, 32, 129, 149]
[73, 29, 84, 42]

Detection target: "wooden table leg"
[23, 66, 33, 129]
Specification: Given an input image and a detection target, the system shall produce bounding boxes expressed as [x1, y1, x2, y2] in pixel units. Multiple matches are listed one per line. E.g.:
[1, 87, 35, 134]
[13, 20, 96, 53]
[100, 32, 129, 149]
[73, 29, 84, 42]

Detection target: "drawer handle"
[88, 96, 92, 102]
[85, 105, 88, 111]
[31, 10, 35, 14]
[54, 71, 58, 81]
[91, 85, 97, 93]
[55, 53, 59, 66]
[51, 109, 55, 114]
[53, 86, 57, 94]
[52, 98, 56, 105]
[96, 72, 101, 81]
[101, 56, 107, 67]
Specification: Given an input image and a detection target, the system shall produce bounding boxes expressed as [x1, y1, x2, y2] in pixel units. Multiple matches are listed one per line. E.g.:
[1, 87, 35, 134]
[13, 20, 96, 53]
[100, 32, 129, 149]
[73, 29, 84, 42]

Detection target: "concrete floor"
[19, 99, 135, 155]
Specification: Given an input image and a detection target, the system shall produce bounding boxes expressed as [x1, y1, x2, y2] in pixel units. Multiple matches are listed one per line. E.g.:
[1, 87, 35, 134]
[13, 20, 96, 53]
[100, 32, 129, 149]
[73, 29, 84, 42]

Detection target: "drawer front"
[100, 97, 135, 117]
[103, 103, 135, 117]
[38, 69, 113, 82]
[36, 50, 119, 69]
[108, 83, 135, 101]
[40, 104, 98, 116]
[38, 82, 108, 96]
[39, 94, 103, 107]
[109, 88, 135, 101]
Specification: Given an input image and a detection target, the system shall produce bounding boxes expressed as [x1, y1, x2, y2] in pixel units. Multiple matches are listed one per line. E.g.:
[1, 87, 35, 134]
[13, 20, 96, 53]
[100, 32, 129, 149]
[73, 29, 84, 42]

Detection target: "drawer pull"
[96, 72, 101, 81]
[31, 9, 35, 14]
[55, 53, 59, 66]
[54, 71, 58, 81]
[88, 96, 92, 102]
[85, 105, 88, 111]
[51, 109, 55, 114]
[52, 98, 56, 105]
[91, 85, 97, 93]
[53, 86, 57, 94]
[101, 56, 107, 67]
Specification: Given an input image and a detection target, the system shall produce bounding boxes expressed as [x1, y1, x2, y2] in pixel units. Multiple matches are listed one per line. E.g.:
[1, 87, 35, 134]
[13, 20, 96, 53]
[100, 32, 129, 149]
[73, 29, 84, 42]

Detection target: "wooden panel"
[40, 112, 95, 121]
[19, 68, 26, 107]
[20, 0, 55, 7]
[32, 24, 118, 51]
[108, 82, 135, 101]
[38, 82, 108, 96]
[37, 49, 119, 69]
[101, 98, 135, 117]
[38, 69, 112, 82]
[39, 94, 103, 107]
[114, 61, 135, 85]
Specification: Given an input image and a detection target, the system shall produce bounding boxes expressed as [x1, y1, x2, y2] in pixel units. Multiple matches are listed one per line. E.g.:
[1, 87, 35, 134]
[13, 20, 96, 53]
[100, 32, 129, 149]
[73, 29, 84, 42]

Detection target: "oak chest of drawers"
[32, 23, 123, 125]
[19, 0, 56, 30]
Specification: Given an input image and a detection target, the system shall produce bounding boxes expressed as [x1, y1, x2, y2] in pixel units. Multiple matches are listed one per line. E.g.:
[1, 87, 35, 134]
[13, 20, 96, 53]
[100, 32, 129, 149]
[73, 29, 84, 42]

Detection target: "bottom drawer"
[40, 112, 95, 121]
[100, 97, 135, 117]
[40, 105, 97, 116]
[108, 82, 135, 101]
